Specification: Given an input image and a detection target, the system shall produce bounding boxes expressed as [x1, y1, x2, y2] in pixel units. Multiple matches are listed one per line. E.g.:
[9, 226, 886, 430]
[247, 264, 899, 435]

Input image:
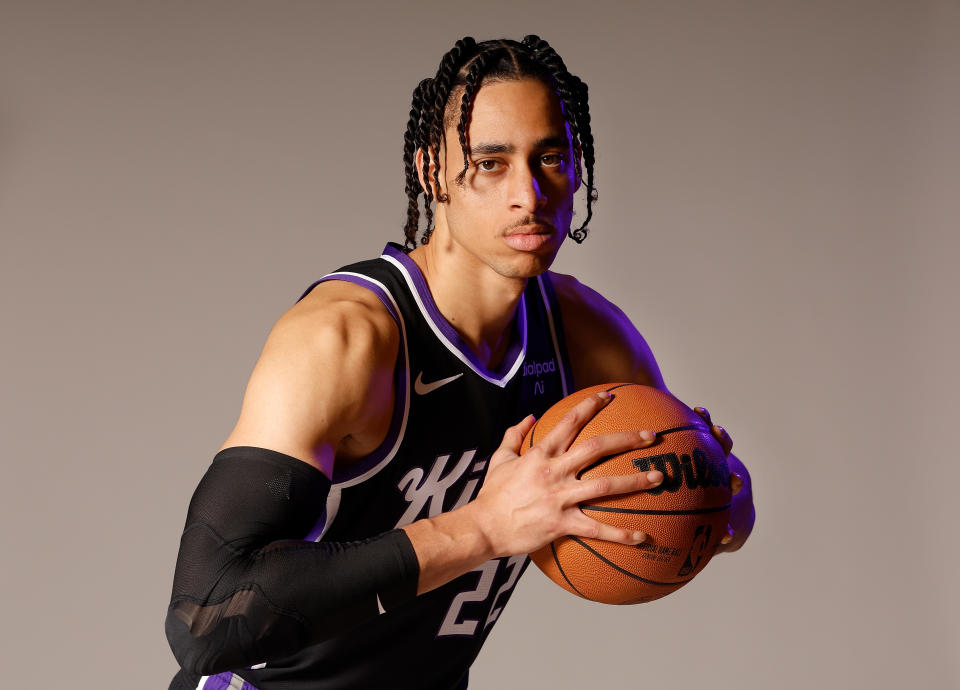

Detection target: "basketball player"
[166, 36, 755, 690]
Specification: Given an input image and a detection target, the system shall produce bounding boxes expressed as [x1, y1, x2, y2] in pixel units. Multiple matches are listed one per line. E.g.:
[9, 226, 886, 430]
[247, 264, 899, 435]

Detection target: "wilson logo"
[632, 449, 730, 495]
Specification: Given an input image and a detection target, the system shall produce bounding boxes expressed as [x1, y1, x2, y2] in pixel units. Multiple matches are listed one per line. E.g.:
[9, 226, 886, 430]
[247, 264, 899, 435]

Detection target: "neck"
[408, 231, 526, 371]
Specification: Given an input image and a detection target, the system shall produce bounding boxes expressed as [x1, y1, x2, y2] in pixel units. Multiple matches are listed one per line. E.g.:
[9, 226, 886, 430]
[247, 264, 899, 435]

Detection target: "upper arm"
[219, 280, 400, 478]
[551, 271, 667, 392]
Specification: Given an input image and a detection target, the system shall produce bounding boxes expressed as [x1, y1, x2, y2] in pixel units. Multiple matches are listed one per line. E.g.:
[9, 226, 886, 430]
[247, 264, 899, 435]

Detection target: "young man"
[166, 36, 754, 690]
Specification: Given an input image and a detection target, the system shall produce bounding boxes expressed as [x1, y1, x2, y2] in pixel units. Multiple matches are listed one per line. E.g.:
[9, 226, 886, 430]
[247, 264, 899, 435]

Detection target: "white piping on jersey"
[316, 485, 341, 541]
[537, 275, 570, 397]
[310, 271, 413, 538]
[381, 253, 527, 388]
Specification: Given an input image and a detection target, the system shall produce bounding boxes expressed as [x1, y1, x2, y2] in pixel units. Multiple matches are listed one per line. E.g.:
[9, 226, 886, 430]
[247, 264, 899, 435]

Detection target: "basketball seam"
[570, 536, 693, 587]
[551, 541, 587, 599]
[563, 383, 634, 461]
[579, 503, 732, 516]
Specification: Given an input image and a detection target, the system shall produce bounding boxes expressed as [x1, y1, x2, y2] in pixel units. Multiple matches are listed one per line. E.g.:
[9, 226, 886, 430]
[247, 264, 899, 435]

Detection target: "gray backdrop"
[2, 1, 957, 688]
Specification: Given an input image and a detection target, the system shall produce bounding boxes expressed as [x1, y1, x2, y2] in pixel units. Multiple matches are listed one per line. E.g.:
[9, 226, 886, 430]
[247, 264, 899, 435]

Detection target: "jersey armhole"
[300, 272, 412, 488]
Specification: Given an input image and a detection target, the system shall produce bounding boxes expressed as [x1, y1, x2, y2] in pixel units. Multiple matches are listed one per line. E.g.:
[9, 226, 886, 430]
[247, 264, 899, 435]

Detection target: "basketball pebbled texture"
[522, 383, 732, 604]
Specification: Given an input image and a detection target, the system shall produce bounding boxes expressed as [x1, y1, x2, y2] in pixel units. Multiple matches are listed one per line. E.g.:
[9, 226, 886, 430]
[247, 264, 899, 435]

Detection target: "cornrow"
[402, 79, 430, 250]
[454, 49, 500, 186]
[402, 35, 597, 247]
[522, 35, 597, 242]
[427, 38, 477, 243]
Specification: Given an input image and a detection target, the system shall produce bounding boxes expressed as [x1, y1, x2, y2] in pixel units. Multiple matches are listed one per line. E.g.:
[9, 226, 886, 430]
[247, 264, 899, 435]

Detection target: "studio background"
[2, 1, 957, 688]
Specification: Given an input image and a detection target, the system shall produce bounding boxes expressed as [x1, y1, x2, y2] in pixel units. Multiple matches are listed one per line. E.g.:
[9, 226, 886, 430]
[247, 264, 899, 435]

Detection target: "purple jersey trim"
[200, 673, 259, 690]
[381, 243, 526, 385]
[298, 272, 401, 324]
[302, 504, 328, 542]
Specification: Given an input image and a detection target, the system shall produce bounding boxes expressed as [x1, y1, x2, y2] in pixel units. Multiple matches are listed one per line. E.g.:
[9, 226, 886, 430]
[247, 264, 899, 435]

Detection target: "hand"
[694, 406, 754, 553]
[470, 391, 664, 558]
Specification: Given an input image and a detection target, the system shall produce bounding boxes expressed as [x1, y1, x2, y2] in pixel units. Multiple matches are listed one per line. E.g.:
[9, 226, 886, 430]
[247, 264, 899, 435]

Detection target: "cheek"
[464, 172, 504, 198]
[546, 172, 577, 205]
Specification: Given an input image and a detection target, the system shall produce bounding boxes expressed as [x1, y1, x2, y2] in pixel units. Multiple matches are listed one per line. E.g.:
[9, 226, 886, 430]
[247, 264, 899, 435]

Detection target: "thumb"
[490, 414, 536, 470]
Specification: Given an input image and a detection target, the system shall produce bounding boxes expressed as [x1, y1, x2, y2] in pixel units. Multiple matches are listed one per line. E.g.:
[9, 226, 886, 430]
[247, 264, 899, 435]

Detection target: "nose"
[509, 165, 547, 212]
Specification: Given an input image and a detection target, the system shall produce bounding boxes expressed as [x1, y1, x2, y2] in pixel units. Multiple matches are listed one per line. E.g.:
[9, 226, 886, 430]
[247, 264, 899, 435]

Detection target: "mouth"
[503, 223, 555, 251]
[505, 219, 556, 236]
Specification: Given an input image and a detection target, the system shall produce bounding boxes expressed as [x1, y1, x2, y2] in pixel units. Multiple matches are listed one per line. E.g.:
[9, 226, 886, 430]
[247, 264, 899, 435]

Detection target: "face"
[431, 77, 581, 279]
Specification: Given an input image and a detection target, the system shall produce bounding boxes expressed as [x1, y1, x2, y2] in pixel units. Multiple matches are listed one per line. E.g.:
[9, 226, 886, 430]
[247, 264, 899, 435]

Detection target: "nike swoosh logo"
[414, 371, 463, 395]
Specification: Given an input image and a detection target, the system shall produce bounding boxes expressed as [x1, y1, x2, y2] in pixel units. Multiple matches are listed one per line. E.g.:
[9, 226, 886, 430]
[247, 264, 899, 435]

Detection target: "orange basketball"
[522, 383, 732, 604]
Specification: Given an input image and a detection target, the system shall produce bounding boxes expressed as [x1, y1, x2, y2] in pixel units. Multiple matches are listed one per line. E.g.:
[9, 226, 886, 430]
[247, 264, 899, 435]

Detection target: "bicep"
[220, 285, 399, 477]
[554, 272, 666, 391]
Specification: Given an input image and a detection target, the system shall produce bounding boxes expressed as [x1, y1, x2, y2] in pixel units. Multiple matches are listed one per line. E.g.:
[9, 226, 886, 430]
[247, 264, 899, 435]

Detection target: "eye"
[476, 160, 501, 172]
[540, 153, 565, 168]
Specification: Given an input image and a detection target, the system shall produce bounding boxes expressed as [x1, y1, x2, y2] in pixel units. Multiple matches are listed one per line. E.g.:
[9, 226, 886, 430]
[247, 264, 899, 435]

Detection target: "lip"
[505, 222, 554, 237]
[503, 228, 553, 251]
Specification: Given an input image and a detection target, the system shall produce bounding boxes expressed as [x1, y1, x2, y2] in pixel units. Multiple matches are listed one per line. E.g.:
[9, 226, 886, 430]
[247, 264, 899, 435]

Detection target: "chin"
[493, 251, 556, 280]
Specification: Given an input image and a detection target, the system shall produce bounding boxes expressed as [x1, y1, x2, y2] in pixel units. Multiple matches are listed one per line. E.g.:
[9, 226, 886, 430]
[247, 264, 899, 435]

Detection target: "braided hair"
[401, 36, 598, 249]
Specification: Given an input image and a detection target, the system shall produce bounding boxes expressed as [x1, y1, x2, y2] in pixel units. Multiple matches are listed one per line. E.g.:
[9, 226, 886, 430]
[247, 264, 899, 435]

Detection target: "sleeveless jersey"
[196, 242, 574, 690]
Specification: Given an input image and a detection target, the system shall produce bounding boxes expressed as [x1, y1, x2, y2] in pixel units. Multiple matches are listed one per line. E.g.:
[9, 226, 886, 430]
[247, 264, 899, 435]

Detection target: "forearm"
[402, 501, 496, 595]
[165, 447, 419, 676]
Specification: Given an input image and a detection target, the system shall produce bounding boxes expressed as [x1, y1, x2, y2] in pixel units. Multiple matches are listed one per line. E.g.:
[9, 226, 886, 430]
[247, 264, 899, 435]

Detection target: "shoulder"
[284, 278, 399, 354]
[220, 279, 400, 475]
[548, 271, 665, 390]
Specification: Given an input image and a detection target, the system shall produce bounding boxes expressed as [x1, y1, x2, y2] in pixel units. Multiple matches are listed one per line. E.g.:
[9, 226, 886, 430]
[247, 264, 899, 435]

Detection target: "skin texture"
[220, 76, 753, 597]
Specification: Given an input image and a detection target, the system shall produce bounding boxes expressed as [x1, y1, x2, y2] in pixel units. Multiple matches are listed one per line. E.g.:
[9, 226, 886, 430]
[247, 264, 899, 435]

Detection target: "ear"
[415, 147, 447, 202]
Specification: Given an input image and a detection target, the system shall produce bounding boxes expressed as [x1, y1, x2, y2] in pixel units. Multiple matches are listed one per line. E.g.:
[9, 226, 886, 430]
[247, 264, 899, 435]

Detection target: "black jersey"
[194, 243, 573, 690]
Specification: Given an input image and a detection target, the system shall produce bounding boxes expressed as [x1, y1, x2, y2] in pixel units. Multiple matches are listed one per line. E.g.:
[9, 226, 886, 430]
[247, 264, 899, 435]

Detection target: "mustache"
[504, 217, 557, 234]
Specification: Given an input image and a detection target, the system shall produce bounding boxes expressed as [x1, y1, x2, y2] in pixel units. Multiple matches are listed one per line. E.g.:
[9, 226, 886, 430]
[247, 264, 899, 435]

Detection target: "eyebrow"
[469, 135, 570, 156]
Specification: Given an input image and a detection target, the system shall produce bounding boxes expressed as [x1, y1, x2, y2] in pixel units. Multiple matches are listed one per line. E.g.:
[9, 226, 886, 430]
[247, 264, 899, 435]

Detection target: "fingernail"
[717, 425, 726, 436]
[597, 391, 611, 401]
[633, 531, 646, 542]
[647, 470, 663, 486]
[730, 474, 743, 493]
[639, 430, 655, 442]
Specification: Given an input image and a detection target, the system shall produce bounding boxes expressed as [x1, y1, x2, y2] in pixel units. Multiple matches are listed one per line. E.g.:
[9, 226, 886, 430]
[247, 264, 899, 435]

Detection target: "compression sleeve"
[165, 446, 420, 677]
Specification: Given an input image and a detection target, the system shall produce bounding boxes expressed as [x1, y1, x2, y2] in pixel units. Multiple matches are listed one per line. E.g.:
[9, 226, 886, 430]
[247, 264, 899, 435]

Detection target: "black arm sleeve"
[165, 446, 420, 677]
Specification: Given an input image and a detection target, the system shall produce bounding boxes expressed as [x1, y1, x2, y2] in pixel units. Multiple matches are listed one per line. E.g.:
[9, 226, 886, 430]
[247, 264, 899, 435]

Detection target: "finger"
[504, 413, 537, 453]
[489, 414, 536, 471]
[556, 428, 656, 476]
[713, 424, 733, 456]
[568, 513, 649, 546]
[694, 406, 713, 428]
[536, 391, 613, 455]
[730, 471, 743, 496]
[567, 468, 664, 505]
[720, 524, 735, 545]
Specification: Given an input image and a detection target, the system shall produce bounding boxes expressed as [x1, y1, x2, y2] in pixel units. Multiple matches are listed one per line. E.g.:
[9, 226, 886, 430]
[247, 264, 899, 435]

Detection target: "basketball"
[522, 383, 732, 604]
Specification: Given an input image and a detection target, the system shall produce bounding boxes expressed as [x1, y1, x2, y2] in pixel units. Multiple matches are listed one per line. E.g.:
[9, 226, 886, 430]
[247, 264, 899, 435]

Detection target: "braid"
[401, 35, 597, 248]
[402, 79, 430, 249]
[521, 35, 597, 243]
[422, 38, 477, 244]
